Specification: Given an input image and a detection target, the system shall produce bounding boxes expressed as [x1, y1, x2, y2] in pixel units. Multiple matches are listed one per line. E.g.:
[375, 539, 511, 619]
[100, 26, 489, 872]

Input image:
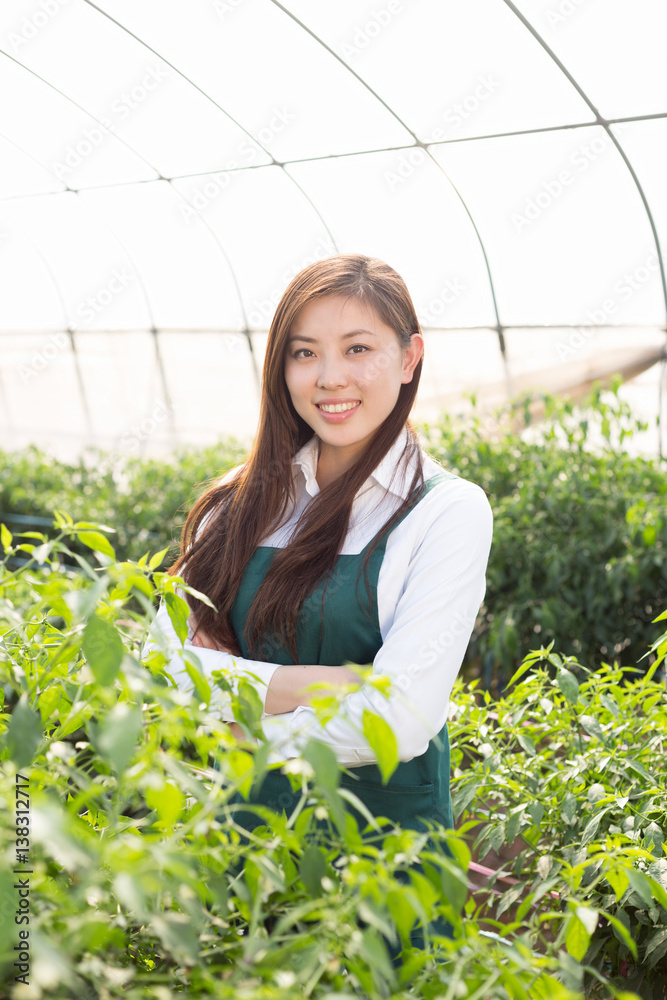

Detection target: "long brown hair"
[168, 253, 427, 663]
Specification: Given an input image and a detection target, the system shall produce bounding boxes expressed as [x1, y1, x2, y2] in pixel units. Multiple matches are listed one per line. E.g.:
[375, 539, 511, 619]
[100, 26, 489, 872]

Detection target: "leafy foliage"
[1, 514, 660, 997]
[450, 624, 667, 999]
[422, 377, 667, 686]
[0, 438, 248, 567]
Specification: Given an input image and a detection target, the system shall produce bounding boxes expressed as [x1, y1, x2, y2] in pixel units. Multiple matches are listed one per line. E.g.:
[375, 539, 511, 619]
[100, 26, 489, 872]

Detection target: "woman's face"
[284, 294, 423, 471]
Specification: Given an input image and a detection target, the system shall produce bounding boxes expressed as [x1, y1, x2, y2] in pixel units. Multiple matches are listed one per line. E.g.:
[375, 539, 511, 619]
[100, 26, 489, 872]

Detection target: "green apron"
[224, 469, 457, 957]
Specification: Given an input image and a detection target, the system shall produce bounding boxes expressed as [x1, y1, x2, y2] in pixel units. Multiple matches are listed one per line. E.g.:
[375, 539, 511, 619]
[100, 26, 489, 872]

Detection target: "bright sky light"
[1, 0, 665, 458]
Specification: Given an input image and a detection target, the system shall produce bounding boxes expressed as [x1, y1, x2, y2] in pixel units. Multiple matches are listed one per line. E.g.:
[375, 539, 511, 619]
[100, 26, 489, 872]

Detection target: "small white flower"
[282, 758, 315, 778]
[275, 970, 296, 987]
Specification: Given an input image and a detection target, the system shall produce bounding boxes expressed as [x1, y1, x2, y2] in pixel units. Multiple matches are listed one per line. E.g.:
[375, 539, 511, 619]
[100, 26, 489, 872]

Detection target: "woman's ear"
[401, 333, 424, 383]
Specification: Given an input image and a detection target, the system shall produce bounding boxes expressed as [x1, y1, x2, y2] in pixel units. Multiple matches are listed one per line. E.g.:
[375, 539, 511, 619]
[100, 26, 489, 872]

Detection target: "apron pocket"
[338, 778, 435, 832]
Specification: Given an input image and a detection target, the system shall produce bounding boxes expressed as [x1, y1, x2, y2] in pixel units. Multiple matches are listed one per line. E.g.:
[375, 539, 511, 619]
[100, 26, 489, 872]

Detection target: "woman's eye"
[292, 345, 368, 358]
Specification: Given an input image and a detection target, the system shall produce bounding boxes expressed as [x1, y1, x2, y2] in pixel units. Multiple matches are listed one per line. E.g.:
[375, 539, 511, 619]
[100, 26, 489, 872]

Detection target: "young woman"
[143, 252, 493, 952]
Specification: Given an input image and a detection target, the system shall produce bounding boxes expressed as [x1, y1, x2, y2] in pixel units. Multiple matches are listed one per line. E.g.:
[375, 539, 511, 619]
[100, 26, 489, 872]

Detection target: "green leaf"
[149, 546, 170, 570]
[165, 592, 190, 644]
[645, 927, 667, 962]
[302, 738, 340, 794]
[149, 913, 199, 964]
[82, 614, 124, 686]
[182, 653, 212, 706]
[91, 702, 142, 774]
[581, 812, 603, 845]
[604, 911, 638, 960]
[488, 821, 506, 855]
[146, 782, 185, 828]
[580, 715, 605, 741]
[361, 709, 398, 784]
[642, 524, 657, 546]
[358, 927, 395, 986]
[605, 866, 629, 901]
[37, 685, 62, 723]
[178, 582, 217, 611]
[529, 801, 544, 826]
[561, 791, 577, 825]
[453, 780, 479, 820]
[221, 749, 255, 799]
[299, 844, 328, 897]
[437, 858, 469, 917]
[644, 821, 664, 856]
[0, 523, 12, 550]
[626, 867, 654, 908]
[78, 530, 116, 558]
[565, 906, 598, 961]
[536, 855, 552, 879]
[599, 693, 619, 717]
[73, 520, 116, 532]
[517, 733, 537, 756]
[6, 694, 42, 770]
[506, 807, 523, 844]
[507, 656, 538, 687]
[386, 887, 417, 943]
[557, 668, 579, 704]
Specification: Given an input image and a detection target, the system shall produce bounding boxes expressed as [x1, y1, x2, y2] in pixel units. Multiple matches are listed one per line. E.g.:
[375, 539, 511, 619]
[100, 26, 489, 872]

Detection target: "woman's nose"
[316, 358, 349, 389]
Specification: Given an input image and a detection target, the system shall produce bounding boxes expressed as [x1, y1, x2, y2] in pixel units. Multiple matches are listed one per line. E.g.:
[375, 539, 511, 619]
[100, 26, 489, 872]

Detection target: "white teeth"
[318, 401, 359, 413]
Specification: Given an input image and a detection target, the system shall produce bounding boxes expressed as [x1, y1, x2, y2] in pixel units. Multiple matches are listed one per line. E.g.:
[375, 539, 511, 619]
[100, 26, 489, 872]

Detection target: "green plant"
[0, 438, 248, 567]
[450, 611, 667, 999]
[0, 515, 647, 999]
[421, 377, 667, 688]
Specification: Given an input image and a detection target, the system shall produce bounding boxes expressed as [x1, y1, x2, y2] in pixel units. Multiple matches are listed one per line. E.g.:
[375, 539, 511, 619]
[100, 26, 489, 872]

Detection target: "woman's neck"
[315, 437, 364, 490]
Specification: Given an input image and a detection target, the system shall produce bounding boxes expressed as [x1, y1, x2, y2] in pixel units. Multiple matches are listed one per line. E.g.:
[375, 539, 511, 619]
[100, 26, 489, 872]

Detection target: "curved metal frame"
[1, 0, 666, 454]
[501, 0, 667, 328]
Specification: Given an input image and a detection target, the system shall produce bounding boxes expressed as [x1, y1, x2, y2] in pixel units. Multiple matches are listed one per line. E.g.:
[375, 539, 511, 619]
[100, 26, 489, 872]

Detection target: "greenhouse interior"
[1, 0, 666, 459]
[1, 2, 667, 999]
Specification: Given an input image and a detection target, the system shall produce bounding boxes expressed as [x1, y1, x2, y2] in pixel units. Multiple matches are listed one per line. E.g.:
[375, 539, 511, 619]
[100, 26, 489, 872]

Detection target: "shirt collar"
[292, 425, 419, 500]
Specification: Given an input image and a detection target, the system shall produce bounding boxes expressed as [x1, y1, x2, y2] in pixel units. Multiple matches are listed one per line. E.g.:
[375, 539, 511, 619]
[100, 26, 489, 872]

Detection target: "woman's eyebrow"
[288, 328, 377, 343]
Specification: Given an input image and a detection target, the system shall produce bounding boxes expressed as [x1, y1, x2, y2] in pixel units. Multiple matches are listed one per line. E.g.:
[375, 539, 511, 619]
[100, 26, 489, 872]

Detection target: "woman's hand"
[264, 664, 363, 714]
[227, 720, 257, 745]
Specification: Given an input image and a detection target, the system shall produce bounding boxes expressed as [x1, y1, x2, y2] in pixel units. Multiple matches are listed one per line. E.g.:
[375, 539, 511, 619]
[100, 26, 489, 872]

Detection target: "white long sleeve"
[260, 479, 493, 766]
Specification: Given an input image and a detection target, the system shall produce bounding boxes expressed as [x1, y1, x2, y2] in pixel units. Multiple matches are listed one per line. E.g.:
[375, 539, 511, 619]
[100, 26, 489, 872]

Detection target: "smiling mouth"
[316, 401, 361, 413]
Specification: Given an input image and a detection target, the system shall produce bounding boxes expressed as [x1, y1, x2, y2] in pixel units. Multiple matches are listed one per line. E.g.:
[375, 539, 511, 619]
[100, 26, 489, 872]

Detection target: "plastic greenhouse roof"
[1, 0, 666, 459]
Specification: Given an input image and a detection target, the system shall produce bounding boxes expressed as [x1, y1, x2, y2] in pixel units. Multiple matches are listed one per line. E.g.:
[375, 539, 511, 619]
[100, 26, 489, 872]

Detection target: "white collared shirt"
[142, 427, 493, 766]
